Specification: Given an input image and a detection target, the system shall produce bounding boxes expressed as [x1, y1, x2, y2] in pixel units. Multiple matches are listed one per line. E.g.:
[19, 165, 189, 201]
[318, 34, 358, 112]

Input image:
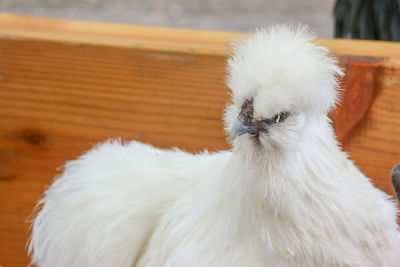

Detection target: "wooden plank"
[330, 56, 400, 195]
[1, 13, 400, 58]
[0, 34, 231, 267]
[0, 13, 399, 266]
[339, 59, 400, 194]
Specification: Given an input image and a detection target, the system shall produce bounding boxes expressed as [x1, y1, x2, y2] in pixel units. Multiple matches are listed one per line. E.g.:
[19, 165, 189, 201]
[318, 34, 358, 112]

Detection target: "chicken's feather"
[29, 140, 230, 267]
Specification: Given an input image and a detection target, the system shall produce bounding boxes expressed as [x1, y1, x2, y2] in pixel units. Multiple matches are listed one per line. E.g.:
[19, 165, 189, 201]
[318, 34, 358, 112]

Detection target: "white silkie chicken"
[29, 26, 400, 267]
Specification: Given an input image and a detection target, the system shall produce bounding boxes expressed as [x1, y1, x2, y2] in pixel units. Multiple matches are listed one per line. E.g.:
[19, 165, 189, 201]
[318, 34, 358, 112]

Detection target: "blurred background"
[0, 0, 336, 37]
[0, 0, 399, 39]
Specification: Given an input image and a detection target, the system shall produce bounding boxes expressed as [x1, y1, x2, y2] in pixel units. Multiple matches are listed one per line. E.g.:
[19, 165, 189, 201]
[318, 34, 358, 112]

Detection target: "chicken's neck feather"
[216, 115, 348, 219]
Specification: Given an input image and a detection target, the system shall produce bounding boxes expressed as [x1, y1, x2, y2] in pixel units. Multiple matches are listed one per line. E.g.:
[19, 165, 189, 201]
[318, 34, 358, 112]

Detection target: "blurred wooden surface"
[0, 13, 399, 266]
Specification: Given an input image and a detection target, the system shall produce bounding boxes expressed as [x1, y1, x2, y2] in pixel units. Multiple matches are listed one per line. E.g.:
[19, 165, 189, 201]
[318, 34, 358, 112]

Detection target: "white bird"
[29, 25, 400, 267]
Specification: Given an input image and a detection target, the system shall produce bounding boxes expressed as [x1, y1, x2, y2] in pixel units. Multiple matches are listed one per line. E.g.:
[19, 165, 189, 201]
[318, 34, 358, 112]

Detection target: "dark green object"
[334, 0, 400, 41]
[391, 163, 400, 204]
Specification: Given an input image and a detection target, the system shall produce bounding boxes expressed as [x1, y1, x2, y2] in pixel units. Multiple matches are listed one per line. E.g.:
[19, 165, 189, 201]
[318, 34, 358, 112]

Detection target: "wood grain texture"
[0, 13, 399, 266]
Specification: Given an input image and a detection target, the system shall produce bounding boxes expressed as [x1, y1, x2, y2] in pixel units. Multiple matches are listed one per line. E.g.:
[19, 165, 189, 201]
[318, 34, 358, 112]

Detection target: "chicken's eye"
[273, 111, 290, 123]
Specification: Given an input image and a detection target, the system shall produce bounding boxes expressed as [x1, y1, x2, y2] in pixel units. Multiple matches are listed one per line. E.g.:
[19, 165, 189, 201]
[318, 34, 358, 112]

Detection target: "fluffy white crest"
[226, 25, 343, 119]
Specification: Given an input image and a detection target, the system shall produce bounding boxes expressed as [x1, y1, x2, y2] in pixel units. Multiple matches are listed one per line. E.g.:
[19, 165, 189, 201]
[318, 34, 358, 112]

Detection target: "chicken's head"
[224, 25, 343, 152]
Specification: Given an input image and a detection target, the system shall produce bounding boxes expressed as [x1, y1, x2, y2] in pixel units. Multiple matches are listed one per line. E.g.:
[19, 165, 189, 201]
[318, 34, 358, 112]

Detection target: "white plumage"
[29, 25, 400, 267]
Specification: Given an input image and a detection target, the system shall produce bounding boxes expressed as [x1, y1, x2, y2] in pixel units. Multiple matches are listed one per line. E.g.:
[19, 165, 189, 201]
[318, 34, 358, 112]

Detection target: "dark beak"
[228, 118, 269, 141]
[228, 98, 270, 141]
[228, 119, 253, 140]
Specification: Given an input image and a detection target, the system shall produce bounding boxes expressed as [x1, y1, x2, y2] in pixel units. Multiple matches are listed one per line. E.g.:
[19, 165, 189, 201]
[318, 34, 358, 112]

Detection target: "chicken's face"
[225, 95, 307, 152]
[224, 25, 343, 152]
[227, 98, 296, 145]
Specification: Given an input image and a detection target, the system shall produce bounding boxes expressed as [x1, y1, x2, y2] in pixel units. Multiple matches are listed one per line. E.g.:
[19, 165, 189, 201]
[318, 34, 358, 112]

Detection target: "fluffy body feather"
[29, 26, 400, 267]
